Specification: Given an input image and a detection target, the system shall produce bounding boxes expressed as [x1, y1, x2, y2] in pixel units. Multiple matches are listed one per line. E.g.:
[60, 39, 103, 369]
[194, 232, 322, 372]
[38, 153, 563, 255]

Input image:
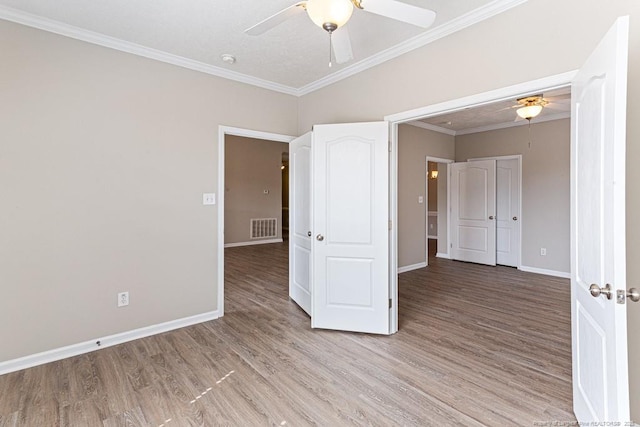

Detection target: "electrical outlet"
[540, 248, 547, 256]
[418, 196, 424, 204]
[118, 291, 129, 307]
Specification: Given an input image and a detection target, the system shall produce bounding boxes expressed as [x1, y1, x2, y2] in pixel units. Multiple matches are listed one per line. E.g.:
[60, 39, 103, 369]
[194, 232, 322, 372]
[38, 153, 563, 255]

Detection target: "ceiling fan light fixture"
[306, 0, 354, 31]
[516, 104, 543, 120]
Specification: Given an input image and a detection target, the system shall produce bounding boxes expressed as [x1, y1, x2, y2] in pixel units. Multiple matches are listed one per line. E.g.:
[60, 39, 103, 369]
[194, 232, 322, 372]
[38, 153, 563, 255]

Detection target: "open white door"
[450, 160, 497, 266]
[289, 132, 312, 315]
[571, 16, 630, 423]
[311, 122, 390, 334]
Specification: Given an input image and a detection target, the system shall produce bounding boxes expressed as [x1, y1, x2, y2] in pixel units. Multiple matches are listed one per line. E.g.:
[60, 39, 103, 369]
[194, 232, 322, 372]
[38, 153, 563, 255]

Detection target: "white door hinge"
[388, 220, 392, 230]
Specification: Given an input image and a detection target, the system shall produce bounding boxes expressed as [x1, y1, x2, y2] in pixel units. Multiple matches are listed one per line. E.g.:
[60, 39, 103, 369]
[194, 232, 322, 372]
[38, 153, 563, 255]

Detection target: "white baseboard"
[519, 265, 571, 279]
[0, 310, 220, 376]
[224, 238, 283, 248]
[397, 262, 427, 274]
[436, 252, 450, 259]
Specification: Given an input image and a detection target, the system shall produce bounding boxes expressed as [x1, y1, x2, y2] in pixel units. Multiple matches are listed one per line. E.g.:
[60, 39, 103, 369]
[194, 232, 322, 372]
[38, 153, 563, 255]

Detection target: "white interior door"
[289, 132, 312, 315]
[571, 16, 629, 423]
[311, 122, 389, 334]
[496, 158, 520, 267]
[450, 160, 496, 266]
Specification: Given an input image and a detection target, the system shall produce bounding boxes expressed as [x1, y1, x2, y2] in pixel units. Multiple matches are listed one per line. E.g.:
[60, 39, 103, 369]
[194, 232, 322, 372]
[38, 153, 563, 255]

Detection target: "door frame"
[385, 71, 576, 334]
[425, 156, 454, 266]
[468, 154, 523, 269]
[217, 126, 295, 316]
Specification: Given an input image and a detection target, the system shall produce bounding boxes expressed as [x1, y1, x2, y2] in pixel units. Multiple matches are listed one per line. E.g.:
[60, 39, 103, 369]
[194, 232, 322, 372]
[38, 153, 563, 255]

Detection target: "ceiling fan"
[245, 0, 437, 66]
[509, 93, 571, 121]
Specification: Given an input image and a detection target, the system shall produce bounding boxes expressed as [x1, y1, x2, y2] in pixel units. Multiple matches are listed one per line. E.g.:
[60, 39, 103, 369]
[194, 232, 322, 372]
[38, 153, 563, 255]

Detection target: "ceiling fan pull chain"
[328, 31, 333, 68]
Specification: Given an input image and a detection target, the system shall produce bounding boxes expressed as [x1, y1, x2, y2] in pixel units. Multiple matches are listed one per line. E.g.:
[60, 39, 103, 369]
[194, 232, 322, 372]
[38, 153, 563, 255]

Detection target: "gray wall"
[455, 119, 571, 273]
[299, 0, 640, 418]
[0, 19, 298, 362]
[397, 125, 454, 268]
[224, 136, 288, 244]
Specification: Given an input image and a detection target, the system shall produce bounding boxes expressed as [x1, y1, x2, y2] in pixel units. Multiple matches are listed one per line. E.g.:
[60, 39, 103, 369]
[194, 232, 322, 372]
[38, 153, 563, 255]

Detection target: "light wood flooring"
[0, 241, 575, 426]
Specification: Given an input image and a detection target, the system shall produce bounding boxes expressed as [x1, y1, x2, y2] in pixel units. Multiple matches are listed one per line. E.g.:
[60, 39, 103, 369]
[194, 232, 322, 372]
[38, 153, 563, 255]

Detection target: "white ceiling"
[412, 87, 571, 135]
[0, 0, 526, 95]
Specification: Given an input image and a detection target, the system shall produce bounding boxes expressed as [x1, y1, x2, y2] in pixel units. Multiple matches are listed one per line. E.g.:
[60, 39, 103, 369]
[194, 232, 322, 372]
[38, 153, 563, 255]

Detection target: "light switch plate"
[203, 193, 216, 205]
[418, 196, 424, 204]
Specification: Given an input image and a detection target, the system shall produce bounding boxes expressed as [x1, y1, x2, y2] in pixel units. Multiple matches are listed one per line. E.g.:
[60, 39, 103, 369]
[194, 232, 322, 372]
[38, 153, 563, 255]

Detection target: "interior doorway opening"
[217, 126, 294, 317]
[387, 71, 576, 333]
[425, 157, 454, 266]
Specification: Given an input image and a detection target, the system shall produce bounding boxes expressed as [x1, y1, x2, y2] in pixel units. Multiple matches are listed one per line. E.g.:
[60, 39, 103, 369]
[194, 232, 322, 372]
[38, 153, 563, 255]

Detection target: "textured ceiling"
[414, 87, 571, 135]
[0, 0, 524, 92]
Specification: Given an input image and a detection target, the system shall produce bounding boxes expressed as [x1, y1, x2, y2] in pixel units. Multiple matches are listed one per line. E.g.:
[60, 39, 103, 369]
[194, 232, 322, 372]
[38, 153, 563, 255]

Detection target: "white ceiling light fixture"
[306, 0, 354, 67]
[306, 0, 354, 31]
[515, 95, 548, 121]
[516, 104, 543, 120]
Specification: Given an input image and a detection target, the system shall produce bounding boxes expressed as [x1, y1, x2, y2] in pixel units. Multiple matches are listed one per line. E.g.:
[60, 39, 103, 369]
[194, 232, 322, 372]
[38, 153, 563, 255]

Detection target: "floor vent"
[250, 218, 277, 239]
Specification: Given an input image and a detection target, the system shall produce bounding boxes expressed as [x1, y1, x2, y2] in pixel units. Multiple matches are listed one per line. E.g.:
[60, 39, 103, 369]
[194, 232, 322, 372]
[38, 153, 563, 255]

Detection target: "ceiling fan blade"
[332, 26, 354, 64]
[245, 2, 307, 36]
[359, 0, 436, 29]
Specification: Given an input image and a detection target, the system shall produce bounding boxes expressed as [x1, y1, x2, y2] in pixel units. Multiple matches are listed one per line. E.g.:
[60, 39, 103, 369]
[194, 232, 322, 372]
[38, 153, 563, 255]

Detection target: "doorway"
[425, 156, 454, 265]
[217, 126, 295, 316]
[387, 71, 575, 333]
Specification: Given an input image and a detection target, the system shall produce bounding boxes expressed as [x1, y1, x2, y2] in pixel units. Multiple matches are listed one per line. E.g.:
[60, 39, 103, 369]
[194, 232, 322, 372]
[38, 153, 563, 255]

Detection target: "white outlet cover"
[117, 291, 129, 307]
[202, 193, 216, 205]
[418, 196, 424, 204]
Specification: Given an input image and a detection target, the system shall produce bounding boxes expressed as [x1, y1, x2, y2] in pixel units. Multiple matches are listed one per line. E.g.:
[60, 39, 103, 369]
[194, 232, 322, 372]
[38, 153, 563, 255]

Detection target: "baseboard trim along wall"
[224, 238, 283, 248]
[436, 253, 450, 259]
[397, 262, 427, 274]
[519, 265, 571, 279]
[0, 310, 220, 376]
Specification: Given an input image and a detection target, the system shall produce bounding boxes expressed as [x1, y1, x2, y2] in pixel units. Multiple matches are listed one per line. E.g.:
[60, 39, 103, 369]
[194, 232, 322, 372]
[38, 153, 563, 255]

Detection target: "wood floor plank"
[0, 240, 576, 426]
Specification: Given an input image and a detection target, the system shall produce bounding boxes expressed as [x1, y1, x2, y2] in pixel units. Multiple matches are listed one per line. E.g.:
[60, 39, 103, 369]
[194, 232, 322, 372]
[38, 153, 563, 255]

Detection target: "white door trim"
[385, 70, 576, 334]
[425, 156, 454, 266]
[469, 155, 523, 269]
[217, 126, 295, 316]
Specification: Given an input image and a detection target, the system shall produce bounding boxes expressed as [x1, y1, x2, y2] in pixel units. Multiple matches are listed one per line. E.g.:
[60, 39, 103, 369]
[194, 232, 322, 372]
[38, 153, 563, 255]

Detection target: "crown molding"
[0, 0, 527, 98]
[297, 0, 528, 96]
[0, 5, 299, 96]
[406, 121, 457, 136]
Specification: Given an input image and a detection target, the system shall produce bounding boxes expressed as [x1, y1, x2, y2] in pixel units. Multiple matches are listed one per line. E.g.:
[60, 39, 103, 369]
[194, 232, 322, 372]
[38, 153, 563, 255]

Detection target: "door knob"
[628, 288, 640, 302]
[316, 234, 324, 241]
[589, 283, 613, 300]
[307, 231, 312, 237]
[513, 216, 518, 221]
[489, 215, 495, 220]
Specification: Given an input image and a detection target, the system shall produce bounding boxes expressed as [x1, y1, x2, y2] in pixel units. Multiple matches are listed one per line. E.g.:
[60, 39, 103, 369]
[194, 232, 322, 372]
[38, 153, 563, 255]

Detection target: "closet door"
[450, 160, 496, 266]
